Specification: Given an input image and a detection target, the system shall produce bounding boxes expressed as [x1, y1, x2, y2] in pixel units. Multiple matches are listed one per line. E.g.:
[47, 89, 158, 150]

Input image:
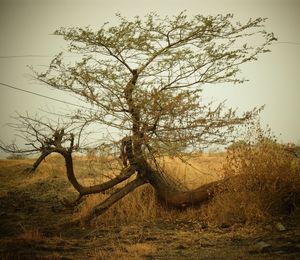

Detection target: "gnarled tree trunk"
[30, 139, 220, 223]
[133, 155, 220, 209]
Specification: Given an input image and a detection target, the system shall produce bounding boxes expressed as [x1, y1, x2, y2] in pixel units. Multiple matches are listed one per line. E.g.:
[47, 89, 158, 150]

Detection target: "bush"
[204, 138, 300, 226]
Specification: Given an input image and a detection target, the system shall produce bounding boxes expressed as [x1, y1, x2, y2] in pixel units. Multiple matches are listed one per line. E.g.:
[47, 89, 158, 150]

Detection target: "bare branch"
[84, 176, 147, 222]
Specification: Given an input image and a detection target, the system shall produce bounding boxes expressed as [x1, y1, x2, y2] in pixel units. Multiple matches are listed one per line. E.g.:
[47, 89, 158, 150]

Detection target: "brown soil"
[0, 159, 300, 259]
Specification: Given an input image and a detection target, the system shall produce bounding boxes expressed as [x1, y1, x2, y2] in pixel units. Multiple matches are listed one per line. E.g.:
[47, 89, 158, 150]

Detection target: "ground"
[0, 158, 300, 259]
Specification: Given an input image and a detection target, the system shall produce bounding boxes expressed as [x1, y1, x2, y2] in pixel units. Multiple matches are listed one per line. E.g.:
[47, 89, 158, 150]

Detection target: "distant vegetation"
[6, 154, 27, 160]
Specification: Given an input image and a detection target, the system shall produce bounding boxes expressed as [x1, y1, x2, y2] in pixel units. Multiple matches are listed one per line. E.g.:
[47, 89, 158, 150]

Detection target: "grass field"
[0, 143, 300, 259]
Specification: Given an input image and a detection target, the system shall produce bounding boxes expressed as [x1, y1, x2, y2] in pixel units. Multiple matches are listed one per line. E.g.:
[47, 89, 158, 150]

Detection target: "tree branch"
[84, 176, 147, 223]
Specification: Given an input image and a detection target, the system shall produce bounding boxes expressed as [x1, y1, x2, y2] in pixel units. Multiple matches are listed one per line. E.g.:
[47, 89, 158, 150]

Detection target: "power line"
[0, 54, 78, 59]
[0, 55, 54, 59]
[275, 41, 300, 45]
[0, 82, 97, 111]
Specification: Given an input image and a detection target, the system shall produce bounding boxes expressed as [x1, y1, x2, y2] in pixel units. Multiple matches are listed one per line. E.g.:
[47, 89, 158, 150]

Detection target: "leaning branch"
[29, 150, 52, 172]
[84, 176, 147, 223]
[80, 167, 136, 195]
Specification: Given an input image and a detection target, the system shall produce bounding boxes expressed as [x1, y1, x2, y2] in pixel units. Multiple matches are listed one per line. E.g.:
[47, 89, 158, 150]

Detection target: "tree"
[1, 12, 276, 222]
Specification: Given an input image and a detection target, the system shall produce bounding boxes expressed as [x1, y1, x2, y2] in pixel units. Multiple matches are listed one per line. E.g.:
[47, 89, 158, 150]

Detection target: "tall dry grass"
[160, 155, 224, 189]
[203, 139, 300, 226]
[6, 139, 298, 228]
[72, 153, 225, 226]
[73, 184, 159, 226]
[76, 139, 300, 227]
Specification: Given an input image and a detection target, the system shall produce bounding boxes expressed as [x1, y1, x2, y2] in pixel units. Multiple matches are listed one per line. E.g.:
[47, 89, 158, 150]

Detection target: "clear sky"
[0, 0, 299, 157]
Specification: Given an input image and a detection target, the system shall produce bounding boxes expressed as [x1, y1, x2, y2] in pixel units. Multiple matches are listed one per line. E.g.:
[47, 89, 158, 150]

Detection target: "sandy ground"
[0, 159, 300, 259]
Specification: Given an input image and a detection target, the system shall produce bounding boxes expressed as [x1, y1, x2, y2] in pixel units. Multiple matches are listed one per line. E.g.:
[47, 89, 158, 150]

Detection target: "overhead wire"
[0, 82, 98, 112]
[274, 41, 300, 45]
[0, 54, 78, 59]
[0, 55, 54, 59]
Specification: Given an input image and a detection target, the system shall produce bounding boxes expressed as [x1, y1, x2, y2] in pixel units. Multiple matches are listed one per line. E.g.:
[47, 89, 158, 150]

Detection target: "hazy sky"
[0, 0, 299, 157]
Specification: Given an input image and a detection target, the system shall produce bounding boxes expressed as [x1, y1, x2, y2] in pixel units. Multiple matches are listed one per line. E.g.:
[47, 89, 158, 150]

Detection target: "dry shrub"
[204, 138, 300, 226]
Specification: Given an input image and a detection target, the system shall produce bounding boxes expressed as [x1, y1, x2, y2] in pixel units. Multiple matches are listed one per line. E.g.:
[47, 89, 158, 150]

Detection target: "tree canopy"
[35, 13, 275, 153]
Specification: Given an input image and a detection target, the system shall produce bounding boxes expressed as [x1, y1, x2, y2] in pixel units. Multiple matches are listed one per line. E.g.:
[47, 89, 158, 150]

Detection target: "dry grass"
[203, 139, 300, 226]
[73, 184, 158, 226]
[92, 242, 156, 260]
[71, 154, 224, 225]
[2, 139, 299, 229]
[18, 225, 43, 242]
[43, 143, 300, 228]
[160, 154, 224, 188]
[125, 243, 156, 257]
[2, 146, 300, 260]
[79, 140, 300, 228]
